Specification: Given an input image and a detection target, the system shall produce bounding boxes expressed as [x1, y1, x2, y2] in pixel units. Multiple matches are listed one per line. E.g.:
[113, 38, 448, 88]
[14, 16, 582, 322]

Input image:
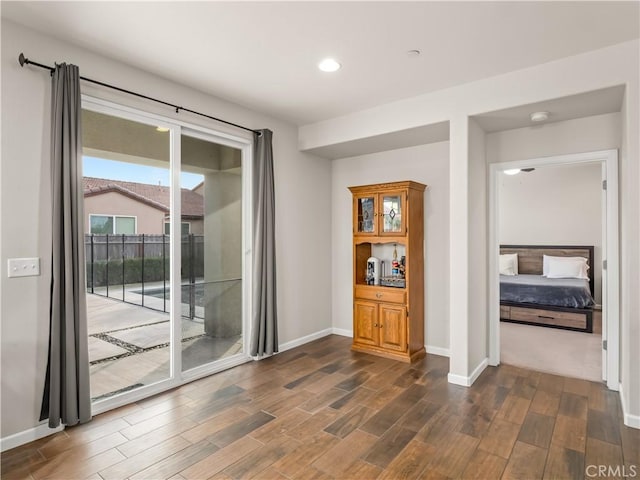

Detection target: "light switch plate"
[7, 258, 40, 278]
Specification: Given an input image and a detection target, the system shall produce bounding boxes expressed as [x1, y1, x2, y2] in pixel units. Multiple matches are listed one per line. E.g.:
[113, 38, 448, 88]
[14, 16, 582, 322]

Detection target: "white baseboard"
[447, 372, 469, 386]
[1, 422, 64, 452]
[328, 329, 450, 359]
[469, 358, 489, 384]
[448, 358, 489, 387]
[324, 328, 451, 359]
[331, 328, 352, 337]
[425, 345, 450, 357]
[619, 382, 640, 429]
[278, 328, 334, 352]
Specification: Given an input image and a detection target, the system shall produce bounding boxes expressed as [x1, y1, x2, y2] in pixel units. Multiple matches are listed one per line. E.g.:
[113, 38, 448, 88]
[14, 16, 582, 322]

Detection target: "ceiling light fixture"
[318, 58, 341, 72]
[530, 111, 549, 122]
[156, 126, 170, 132]
[504, 169, 521, 175]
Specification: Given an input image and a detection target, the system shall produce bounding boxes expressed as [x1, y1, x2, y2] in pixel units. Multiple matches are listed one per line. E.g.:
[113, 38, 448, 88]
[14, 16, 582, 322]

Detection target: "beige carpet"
[500, 318, 602, 382]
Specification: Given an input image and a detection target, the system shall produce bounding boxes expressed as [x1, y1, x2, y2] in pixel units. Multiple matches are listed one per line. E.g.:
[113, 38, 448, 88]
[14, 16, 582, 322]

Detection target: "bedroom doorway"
[488, 149, 619, 390]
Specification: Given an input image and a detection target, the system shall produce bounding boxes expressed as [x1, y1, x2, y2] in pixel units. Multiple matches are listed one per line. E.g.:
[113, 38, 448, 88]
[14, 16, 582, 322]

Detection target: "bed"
[499, 245, 595, 333]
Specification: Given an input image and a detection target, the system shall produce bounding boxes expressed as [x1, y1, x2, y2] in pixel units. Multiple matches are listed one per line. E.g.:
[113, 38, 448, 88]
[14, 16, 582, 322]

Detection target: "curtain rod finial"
[19, 53, 27, 67]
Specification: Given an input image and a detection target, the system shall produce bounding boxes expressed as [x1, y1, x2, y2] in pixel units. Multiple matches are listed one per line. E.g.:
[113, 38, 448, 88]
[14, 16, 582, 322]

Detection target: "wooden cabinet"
[349, 181, 426, 363]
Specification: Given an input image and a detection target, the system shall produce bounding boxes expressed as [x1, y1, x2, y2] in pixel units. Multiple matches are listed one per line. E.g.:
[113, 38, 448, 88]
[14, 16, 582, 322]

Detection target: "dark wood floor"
[2, 335, 638, 479]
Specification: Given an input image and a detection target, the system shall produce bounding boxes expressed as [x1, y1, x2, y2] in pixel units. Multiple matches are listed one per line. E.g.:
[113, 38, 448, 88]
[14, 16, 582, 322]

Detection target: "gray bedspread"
[500, 274, 595, 308]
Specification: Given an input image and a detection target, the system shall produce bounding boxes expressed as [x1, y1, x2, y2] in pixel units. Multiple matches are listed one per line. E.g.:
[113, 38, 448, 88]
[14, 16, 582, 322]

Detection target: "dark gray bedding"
[500, 274, 595, 309]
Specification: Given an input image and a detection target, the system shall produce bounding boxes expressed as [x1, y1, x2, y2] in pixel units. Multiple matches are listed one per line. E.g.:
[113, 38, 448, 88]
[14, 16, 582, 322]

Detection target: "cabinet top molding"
[348, 181, 427, 194]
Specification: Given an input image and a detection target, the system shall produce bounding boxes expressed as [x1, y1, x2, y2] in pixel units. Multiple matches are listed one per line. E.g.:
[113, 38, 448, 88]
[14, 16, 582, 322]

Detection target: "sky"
[83, 156, 204, 189]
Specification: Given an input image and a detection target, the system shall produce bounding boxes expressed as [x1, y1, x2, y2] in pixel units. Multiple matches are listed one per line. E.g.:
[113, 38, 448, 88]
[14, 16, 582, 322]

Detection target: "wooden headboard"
[500, 245, 595, 295]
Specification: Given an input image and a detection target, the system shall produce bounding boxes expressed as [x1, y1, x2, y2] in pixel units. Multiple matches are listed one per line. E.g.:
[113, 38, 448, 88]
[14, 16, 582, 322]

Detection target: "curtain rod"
[18, 53, 261, 136]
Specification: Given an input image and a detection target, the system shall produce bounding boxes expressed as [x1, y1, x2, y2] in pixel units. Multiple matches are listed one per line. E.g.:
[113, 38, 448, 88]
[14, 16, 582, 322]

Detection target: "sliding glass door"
[82, 98, 249, 411]
[180, 132, 244, 372]
[83, 108, 173, 402]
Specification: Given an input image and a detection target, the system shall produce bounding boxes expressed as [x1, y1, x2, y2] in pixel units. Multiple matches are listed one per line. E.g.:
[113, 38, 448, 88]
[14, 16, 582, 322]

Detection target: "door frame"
[488, 149, 619, 390]
[82, 95, 254, 415]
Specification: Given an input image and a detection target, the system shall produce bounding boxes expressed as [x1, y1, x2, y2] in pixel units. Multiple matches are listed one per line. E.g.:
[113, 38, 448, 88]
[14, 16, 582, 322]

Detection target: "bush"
[88, 257, 169, 287]
[87, 255, 205, 287]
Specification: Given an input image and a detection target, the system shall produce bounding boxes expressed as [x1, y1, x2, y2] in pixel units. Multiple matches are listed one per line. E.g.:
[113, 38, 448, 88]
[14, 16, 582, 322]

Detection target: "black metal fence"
[85, 234, 204, 318]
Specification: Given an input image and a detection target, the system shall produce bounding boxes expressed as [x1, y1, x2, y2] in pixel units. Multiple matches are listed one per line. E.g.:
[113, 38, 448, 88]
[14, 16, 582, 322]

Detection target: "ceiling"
[83, 110, 241, 173]
[304, 122, 450, 160]
[473, 85, 626, 133]
[2, 2, 639, 127]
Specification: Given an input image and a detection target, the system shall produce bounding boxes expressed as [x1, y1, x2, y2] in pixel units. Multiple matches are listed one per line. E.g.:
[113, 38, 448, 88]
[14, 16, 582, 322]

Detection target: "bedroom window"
[164, 221, 190, 235]
[89, 214, 136, 234]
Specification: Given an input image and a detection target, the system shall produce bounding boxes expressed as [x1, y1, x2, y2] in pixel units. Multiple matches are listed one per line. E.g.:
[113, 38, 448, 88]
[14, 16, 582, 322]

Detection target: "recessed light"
[504, 169, 521, 175]
[318, 58, 341, 72]
[530, 111, 549, 122]
[156, 126, 170, 132]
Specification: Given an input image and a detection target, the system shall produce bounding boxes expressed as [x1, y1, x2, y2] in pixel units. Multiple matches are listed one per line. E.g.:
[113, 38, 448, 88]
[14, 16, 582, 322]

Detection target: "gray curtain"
[40, 63, 92, 427]
[250, 129, 278, 356]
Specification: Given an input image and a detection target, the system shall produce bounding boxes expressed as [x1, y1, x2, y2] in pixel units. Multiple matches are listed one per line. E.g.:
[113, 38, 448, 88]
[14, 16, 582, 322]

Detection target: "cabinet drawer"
[355, 286, 406, 304]
[500, 306, 511, 319]
[510, 307, 587, 330]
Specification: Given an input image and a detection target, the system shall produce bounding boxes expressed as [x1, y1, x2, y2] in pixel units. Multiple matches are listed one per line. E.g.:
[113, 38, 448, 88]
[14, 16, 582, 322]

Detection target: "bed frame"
[500, 245, 594, 333]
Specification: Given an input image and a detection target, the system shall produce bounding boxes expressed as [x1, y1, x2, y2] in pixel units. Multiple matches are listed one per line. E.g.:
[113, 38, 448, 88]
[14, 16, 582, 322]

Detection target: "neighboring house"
[192, 180, 204, 197]
[83, 177, 204, 235]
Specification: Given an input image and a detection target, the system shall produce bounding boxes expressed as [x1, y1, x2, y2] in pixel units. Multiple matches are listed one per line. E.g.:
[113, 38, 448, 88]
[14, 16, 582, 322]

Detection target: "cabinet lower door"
[354, 301, 379, 346]
[379, 304, 407, 352]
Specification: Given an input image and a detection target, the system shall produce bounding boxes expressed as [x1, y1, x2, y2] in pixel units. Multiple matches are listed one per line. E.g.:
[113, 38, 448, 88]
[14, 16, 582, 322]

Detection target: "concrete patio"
[87, 293, 243, 400]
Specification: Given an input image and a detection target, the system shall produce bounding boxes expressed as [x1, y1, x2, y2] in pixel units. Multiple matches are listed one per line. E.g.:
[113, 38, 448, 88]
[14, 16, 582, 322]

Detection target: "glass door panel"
[82, 108, 171, 402]
[355, 195, 376, 235]
[381, 192, 404, 234]
[180, 133, 243, 371]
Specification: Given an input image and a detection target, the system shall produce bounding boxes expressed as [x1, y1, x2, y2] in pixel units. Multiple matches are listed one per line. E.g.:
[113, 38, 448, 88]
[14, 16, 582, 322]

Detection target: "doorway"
[488, 150, 619, 390]
[82, 97, 253, 414]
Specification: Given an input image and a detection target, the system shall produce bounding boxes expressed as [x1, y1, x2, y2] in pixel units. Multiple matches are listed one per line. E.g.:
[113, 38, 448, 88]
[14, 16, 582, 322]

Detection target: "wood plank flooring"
[2, 335, 638, 479]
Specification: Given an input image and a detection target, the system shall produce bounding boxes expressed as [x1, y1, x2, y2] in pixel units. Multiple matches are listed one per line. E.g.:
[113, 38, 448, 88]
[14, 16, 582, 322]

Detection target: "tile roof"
[83, 177, 204, 218]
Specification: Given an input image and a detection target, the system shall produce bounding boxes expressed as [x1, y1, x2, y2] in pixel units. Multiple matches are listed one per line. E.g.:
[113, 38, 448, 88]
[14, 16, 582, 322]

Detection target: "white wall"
[0, 20, 332, 440]
[468, 119, 488, 373]
[486, 112, 621, 162]
[331, 141, 450, 353]
[447, 115, 470, 380]
[302, 40, 639, 424]
[498, 163, 603, 303]
[619, 77, 640, 424]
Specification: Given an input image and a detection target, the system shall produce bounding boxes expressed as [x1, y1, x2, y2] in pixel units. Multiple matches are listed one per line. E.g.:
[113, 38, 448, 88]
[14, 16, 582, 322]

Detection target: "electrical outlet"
[7, 258, 40, 278]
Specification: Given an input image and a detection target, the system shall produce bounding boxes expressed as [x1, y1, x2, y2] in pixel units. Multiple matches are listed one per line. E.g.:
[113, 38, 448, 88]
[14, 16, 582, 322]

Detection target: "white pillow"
[544, 255, 590, 280]
[499, 253, 518, 275]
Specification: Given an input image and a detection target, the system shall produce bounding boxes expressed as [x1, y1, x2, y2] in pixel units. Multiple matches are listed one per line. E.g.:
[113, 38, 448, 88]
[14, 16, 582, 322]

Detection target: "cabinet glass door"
[381, 192, 404, 234]
[355, 195, 376, 234]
